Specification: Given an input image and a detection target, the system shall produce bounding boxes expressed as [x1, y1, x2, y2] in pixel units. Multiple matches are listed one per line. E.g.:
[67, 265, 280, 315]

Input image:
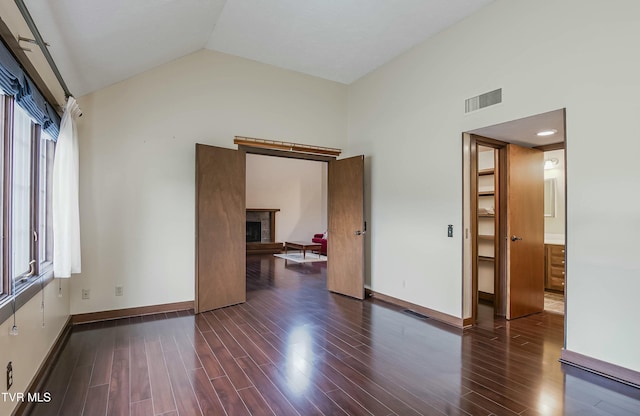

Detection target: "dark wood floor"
[29, 255, 640, 415]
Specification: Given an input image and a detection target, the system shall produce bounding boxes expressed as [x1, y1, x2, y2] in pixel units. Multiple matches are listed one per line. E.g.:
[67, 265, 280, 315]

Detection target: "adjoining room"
[245, 153, 328, 263]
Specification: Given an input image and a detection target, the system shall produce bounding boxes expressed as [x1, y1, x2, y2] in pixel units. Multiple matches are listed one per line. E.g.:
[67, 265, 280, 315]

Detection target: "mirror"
[544, 178, 556, 217]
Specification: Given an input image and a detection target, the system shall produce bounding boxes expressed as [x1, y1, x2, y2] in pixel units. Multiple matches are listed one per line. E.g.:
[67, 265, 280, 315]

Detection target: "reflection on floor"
[29, 255, 639, 416]
[545, 290, 565, 315]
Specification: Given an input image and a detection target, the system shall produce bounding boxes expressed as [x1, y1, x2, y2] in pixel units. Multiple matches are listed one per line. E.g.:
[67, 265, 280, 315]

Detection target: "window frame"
[1, 95, 8, 300]
[38, 133, 54, 272]
[11, 103, 37, 284]
[0, 94, 55, 323]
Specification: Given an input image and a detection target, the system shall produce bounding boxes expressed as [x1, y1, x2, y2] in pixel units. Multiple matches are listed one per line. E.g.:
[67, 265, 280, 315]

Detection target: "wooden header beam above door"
[234, 136, 342, 157]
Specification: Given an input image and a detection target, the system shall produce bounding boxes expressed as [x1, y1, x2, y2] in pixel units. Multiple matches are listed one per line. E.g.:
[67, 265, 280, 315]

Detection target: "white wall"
[348, 0, 640, 372]
[74, 49, 347, 315]
[0, 280, 70, 415]
[246, 154, 327, 242]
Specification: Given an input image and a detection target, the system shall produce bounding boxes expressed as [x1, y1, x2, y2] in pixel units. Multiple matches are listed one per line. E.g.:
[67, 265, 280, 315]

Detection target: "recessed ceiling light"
[537, 129, 557, 137]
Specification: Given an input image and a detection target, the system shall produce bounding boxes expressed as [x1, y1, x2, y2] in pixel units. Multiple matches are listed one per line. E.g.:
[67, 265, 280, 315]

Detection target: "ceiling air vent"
[465, 88, 502, 113]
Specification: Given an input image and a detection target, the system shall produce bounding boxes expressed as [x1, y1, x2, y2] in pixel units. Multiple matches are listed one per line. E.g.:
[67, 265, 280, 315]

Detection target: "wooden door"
[327, 155, 365, 299]
[506, 144, 544, 319]
[195, 144, 246, 313]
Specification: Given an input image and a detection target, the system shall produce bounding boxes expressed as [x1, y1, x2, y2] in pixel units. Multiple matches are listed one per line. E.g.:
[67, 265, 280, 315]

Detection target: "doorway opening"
[195, 141, 366, 314]
[542, 147, 565, 314]
[245, 153, 328, 256]
[472, 138, 506, 323]
[462, 109, 567, 326]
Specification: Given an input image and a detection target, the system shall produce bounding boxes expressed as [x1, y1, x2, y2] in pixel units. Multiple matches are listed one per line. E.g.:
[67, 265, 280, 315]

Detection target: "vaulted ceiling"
[24, 0, 494, 97]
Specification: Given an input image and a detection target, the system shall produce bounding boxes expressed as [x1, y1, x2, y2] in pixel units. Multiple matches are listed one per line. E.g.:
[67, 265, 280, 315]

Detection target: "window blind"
[0, 40, 60, 140]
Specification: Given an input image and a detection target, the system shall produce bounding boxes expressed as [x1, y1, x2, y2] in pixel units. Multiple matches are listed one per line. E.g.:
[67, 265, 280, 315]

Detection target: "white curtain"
[52, 97, 82, 278]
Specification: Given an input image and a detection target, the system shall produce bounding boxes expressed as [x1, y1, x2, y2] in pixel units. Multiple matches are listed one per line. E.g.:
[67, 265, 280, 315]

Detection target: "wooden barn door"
[195, 144, 246, 313]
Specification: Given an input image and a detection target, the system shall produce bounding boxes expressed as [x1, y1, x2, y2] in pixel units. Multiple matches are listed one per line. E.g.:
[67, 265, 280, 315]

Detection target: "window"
[0, 37, 61, 324]
[0, 94, 54, 300]
[12, 103, 34, 282]
[39, 133, 54, 270]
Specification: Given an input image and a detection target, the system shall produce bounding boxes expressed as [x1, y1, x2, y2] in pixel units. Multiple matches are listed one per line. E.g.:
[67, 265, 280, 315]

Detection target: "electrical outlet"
[82, 289, 90, 300]
[7, 361, 13, 390]
[447, 224, 453, 238]
[115, 285, 123, 296]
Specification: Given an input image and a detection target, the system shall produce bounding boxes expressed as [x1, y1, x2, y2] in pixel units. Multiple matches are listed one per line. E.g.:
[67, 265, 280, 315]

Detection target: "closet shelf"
[478, 234, 494, 240]
[478, 168, 494, 176]
[478, 256, 495, 262]
[478, 190, 495, 196]
[478, 213, 495, 218]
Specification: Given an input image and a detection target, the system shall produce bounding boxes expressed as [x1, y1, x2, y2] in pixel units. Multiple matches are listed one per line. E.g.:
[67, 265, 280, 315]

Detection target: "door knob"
[355, 230, 365, 235]
[511, 235, 523, 242]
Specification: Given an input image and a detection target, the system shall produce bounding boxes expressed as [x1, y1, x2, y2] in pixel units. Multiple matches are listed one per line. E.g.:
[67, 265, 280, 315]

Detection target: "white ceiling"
[24, 0, 494, 97]
[469, 109, 566, 147]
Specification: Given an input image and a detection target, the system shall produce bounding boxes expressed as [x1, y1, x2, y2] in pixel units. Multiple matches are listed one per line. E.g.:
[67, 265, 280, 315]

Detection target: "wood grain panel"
[29, 331, 84, 416]
[507, 144, 544, 319]
[145, 339, 177, 414]
[164, 350, 202, 415]
[107, 348, 130, 416]
[57, 364, 92, 416]
[328, 155, 365, 299]
[174, 330, 203, 371]
[236, 387, 276, 416]
[215, 310, 271, 365]
[192, 331, 226, 379]
[236, 356, 299, 416]
[201, 330, 252, 389]
[130, 336, 151, 402]
[190, 367, 227, 416]
[15, 317, 73, 416]
[29, 255, 640, 416]
[130, 399, 154, 416]
[196, 143, 246, 313]
[89, 328, 114, 386]
[325, 388, 372, 416]
[258, 362, 328, 416]
[83, 384, 109, 416]
[211, 376, 251, 416]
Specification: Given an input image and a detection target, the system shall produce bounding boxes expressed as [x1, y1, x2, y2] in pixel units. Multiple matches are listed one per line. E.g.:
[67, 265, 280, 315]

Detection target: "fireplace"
[246, 221, 261, 242]
[246, 208, 281, 254]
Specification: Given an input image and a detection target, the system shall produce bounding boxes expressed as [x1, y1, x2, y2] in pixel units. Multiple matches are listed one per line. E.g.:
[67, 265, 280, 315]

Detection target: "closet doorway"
[463, 109, 566, 325]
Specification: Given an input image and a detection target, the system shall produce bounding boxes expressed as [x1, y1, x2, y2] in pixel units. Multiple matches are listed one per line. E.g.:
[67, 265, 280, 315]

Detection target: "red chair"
[312, 233, 327, 255]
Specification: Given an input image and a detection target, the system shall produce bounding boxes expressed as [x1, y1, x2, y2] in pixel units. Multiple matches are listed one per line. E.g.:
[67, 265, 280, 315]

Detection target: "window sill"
[0, 269, 55, 324]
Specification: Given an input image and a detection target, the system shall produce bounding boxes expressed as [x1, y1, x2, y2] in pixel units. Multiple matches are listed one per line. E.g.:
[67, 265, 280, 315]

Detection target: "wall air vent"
[465, 88, 502, 113]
